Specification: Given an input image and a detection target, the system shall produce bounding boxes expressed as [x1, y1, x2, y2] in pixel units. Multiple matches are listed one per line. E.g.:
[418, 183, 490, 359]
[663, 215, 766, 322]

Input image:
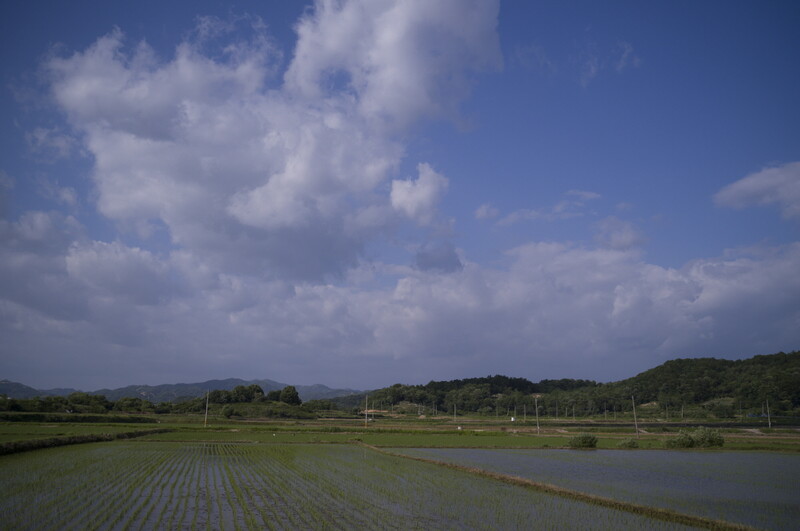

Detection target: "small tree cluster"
[262, 386, 302, 405]
[208, 384, 264, 404]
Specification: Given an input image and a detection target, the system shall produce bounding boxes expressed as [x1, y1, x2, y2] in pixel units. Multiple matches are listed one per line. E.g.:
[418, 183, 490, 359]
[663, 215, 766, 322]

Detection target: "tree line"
[0, 384, 312, 415]
[335, 351, 800, 418]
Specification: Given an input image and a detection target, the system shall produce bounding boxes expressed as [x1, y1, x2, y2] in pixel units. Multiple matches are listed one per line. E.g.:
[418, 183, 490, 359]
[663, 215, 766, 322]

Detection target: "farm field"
[391, 448, 800, 531]
[0, 441, 701, 531]
[138, 421, 800, 451]
[2, 418, 799, 529]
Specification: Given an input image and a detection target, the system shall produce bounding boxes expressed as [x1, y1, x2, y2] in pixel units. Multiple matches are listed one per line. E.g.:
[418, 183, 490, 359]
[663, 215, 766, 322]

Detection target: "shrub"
[567, 434, 598, 448]
[617, 438, 639, 449]
[666, 430, 695, 448]
[692, 426, 724, 447]
[666, 427, 724, 448]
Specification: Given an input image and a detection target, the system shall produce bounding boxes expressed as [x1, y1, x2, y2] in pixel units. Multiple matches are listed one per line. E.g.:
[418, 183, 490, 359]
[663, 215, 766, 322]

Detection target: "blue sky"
[1, 0, 799, 391]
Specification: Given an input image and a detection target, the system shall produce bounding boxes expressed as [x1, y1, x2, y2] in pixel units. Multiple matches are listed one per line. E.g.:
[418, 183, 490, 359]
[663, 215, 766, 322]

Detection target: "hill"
[333, 351, 799, 416]
[589, 351, 800, 414]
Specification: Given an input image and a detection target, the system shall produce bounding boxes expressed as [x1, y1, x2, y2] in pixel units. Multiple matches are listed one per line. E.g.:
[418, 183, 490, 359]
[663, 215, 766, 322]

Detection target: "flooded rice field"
[0, 442, 703, 530]
[392, 447, 800, 530]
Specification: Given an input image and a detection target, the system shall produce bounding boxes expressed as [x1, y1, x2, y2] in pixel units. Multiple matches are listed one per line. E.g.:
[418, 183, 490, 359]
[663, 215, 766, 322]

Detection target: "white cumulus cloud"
[391, 163, 449, 225]
[40, 3, 499, 282]
[2, 1, 798, 391]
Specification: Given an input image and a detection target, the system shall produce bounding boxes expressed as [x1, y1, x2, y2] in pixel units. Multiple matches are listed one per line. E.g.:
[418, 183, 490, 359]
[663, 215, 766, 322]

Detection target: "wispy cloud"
[497, 190, 601, 226]
[25, 127, 79, 161]
[714, 161, 800, 219]
[37, 178, 78, 208]
[594, 216, 646, 250]
[514, 43, 555, 73]
[474, 203, 499, 220]
[579, 40, 641, 87]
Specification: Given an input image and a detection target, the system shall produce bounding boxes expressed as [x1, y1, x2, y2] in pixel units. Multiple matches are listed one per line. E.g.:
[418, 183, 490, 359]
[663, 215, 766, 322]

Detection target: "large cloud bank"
[2, 0, 799, 389]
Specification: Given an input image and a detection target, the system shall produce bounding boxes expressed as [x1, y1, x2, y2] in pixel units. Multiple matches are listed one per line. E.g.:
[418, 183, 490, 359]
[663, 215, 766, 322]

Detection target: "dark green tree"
[246, 384, 265, 401]
[279, 386, 302, 405]
[264, 389, 282, 401]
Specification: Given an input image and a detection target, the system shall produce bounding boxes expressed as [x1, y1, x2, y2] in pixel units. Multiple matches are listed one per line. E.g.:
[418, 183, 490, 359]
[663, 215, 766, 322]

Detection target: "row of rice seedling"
[0, 442, 162, 529]
[1, 441, 706, 529]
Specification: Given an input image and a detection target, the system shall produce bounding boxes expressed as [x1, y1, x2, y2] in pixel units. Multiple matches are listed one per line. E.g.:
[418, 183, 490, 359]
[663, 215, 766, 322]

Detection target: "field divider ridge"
[0, 428, 173, 455]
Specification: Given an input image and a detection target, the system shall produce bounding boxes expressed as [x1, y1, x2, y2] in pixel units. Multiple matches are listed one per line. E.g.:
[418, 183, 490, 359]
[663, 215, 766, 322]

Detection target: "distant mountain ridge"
[4, 350, 797, 409]
[0, 378, 360, 403]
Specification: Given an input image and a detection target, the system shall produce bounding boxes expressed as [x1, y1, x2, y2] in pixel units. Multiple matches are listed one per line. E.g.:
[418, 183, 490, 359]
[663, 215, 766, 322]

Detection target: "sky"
[1, 0, 799, 391]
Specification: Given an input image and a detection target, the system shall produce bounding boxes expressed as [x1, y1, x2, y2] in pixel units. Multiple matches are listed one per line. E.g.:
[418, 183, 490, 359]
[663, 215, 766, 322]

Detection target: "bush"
[692, 426, 724, 447]
[617, 438, 639, 449]
[666, 430, 695, 448]
[666, 427, 724, 448]
[567, 434, 598, 448]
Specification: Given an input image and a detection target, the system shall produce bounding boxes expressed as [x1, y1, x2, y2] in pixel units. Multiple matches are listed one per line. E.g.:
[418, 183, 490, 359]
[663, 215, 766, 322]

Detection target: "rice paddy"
[1, 418, 798, 530]
[391, 447, 800, 530]
[1, 441, 702, 530]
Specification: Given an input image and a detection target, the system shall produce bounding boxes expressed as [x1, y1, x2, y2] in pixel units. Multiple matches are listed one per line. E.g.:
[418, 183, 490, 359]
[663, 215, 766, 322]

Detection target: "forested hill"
[598, 351, 799, 407]
[334, 351, 800, 416]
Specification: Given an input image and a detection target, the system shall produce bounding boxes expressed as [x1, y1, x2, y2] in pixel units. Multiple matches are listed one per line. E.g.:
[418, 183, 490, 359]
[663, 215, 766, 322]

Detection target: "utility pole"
[632, 395, 639, 438]
[535, 397, 540, 435]
[365, 395, 368, 428]
[204, 390, 209, 428]
[766, 399, 772, 429]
